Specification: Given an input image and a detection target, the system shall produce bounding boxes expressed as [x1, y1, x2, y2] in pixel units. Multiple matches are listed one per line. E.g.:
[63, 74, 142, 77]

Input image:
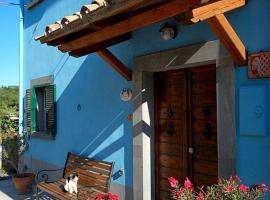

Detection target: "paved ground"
[0, 178, 55, 200]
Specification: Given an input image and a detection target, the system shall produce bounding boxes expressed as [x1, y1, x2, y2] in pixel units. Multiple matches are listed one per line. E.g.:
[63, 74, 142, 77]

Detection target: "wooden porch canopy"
[36, 0, 247, 81]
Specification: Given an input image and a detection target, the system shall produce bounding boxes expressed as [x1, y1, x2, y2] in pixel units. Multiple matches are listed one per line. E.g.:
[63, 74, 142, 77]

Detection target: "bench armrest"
[36, 168, 64, 183]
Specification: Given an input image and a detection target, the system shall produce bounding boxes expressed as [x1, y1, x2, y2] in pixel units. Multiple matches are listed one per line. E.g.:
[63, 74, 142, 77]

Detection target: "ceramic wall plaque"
[248, 52, 270, 78]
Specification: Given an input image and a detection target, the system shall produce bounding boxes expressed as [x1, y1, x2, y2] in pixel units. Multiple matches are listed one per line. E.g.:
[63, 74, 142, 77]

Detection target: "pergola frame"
[36, 0, 247, 80]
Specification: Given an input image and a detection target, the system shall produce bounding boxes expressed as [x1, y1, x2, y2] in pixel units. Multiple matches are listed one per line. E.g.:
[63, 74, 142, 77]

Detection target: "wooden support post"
[207, 14, 246, 65]
[97, 49, 132, 81]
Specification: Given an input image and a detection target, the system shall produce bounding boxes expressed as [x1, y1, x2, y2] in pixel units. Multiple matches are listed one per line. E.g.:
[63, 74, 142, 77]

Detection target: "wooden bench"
[36, 152, 114, 200]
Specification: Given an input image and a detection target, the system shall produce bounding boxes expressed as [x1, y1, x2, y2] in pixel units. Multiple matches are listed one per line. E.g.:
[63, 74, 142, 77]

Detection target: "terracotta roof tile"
[39, 0, 107, 40]
[35, 0, 150, 44]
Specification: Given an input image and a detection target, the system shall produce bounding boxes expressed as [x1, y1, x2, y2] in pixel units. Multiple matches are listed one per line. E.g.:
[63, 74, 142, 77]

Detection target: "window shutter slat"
[30, 88, 37, 132]
[25, 89, 31, 132]
[45, 85, 56, 135]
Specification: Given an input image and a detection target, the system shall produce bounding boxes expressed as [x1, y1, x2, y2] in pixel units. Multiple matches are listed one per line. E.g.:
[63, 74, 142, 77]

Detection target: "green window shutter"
[30, 87, 37, 132]
[25, 89, 31, 132]
[45, 85, 56, 135]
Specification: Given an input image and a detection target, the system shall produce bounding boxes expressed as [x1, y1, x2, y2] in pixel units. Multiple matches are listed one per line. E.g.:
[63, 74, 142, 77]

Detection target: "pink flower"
[260, 183, 268, 193]
[235, 176, 241, 182]
[239, 184, 248, 192]
[184, 177, 194, 191]
[168, 177, 178, 188]
[227, 185, 233, 192]
[196, 192, 204, 200]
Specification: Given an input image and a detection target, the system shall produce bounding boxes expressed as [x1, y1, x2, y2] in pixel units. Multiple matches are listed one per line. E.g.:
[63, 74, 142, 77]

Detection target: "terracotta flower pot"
[12, 173, 35, 195]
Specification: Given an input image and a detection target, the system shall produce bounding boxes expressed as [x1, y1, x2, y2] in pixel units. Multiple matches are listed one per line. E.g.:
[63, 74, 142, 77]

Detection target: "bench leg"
[36, 187, 39, 200]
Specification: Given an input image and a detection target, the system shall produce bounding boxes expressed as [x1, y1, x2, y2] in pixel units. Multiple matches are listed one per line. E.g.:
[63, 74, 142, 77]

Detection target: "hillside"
[0, 86, 19, 117]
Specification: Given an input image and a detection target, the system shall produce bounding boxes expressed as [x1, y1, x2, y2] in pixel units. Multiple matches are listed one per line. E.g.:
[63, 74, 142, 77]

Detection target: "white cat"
[64, 172, 79, 194]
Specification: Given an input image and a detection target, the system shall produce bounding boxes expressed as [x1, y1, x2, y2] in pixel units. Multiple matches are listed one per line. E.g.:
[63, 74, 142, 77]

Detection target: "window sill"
[27, 0, 43, 10]
[31, 131, 55, 140]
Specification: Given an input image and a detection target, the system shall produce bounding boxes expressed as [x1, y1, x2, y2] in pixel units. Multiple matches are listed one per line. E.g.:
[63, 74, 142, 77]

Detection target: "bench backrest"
[63, 152, 114, 194]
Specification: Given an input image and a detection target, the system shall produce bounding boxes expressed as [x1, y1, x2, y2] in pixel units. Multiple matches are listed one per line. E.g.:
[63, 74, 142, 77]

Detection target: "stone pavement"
[0, 178, 55, 200]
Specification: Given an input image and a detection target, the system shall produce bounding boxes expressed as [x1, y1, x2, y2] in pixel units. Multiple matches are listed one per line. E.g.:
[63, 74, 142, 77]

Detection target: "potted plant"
[168, 176, 268, 200]
[1, 130, 35, 195]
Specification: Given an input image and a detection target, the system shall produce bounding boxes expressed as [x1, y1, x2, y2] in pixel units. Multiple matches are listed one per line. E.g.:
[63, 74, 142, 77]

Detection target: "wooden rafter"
[97, 49, 132, 81]
[58, 0, 195, 53]
[70, 33, 131, 57]
[177, 0, 245, 24]
[207, 14, 246, 65]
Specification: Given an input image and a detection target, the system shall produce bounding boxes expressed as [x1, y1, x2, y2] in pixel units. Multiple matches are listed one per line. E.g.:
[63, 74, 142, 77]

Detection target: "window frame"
[31, 84, 54, 138]
[26, 75, 56, 140]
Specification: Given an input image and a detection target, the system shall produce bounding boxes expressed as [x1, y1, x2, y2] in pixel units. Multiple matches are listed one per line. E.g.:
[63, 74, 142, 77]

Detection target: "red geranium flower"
[260, 183, 268, 193]
[235, 176, 241, 182]
[239, 184, 248, 192]
[184, 177, 194, 191]
[175, 190, 182, 198]
[227, 185, 233, 192]
[168, 177, 178, 188]
[196, 192, 204, 200]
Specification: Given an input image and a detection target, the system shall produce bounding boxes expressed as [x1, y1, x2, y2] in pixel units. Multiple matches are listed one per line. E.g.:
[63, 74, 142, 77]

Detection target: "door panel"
[190, 66, 218, 187]
[155, 65, 217, 200]
[155, 70, 187, 200]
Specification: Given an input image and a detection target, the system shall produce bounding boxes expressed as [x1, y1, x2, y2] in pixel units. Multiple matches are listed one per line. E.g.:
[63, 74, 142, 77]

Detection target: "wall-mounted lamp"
[160, 22, 178, 41]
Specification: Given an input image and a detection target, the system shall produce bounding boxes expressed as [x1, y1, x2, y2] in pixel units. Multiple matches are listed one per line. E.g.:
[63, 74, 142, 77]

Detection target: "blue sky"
[0, 1, 20, 86]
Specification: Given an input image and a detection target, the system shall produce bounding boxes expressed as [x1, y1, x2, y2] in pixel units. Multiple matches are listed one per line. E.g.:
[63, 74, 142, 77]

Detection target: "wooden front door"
[154, 65, 218, 200]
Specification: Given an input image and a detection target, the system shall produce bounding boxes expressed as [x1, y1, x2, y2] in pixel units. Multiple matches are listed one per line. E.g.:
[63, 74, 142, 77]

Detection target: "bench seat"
[36, 153, 114, 200]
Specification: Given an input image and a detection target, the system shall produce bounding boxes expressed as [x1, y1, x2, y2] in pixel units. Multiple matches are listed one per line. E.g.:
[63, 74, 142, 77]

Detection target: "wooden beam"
[58, 0, 194, 52]
[70, 33, 131, 57]
[207, 14, 246, 65]
[192, 0, 245, 22]
[177, 0, 246, 24]
[97, 49, 132, 81]
[37, 0, 156, 44]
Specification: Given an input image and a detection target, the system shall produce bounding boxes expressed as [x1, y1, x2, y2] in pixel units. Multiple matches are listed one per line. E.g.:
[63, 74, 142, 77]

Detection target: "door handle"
[189, 147, 194, 154]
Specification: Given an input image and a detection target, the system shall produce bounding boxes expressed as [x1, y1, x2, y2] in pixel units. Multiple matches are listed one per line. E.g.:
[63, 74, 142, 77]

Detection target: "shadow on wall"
[25, 51, 133, 190]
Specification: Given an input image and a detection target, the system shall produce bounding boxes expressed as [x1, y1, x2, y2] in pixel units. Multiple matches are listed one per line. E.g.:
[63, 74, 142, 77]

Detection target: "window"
[26, 84, 56, 139]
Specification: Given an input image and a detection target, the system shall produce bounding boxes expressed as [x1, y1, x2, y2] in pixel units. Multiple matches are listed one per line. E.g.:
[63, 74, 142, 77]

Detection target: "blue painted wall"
[20, 0, 270, 194]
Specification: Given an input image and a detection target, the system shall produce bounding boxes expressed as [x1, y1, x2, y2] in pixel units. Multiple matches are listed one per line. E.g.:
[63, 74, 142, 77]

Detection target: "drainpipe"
[19, 0, 24, 134]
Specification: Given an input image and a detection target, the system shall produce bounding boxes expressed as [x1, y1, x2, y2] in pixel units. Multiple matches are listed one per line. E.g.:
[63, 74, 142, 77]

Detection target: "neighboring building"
[19, 0, 270, 199]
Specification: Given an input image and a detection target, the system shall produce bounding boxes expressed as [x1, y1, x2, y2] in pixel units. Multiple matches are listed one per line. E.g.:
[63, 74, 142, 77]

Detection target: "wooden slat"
[207, 14, 246, 65]
[67, 154, 113, 170]
[69, 33, 131, 57]
[58, 0, 193, 52]
[193, 173, 218, 187]
[159, 155, 183, 169]
[38, 180, 77, 200]
[97, 49, 132, 81]
[159, 143, 183, 157]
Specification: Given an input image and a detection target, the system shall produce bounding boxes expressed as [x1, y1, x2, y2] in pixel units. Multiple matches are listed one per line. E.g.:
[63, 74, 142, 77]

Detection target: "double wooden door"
[154, 65, 218, 200]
